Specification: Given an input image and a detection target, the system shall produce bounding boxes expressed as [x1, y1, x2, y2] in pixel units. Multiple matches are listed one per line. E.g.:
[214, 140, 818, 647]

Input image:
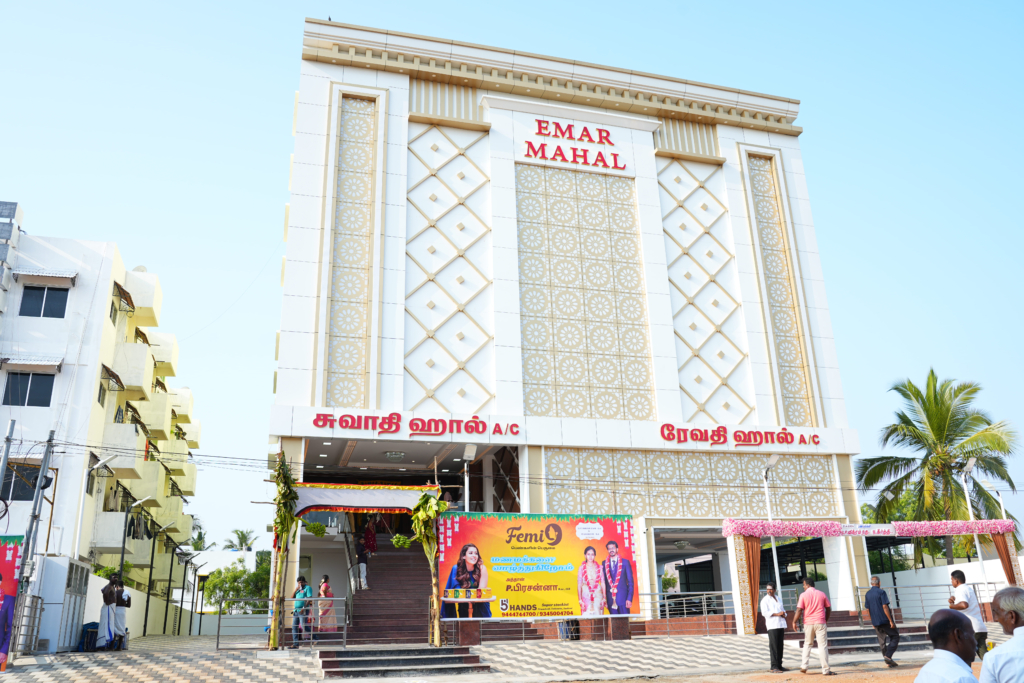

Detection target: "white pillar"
[822, 536, 856, 611]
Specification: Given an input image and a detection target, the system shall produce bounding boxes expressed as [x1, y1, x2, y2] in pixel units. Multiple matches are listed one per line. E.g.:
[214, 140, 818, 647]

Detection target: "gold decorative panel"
[516, 165, 655, 421]
[747, 156, 814, 427]
[732, 534, 757, 634]
[543, 447, 839, 518]
[404, 124, 494, 412]
[326, 96, 377, 408]
[658, 157, 754, 423]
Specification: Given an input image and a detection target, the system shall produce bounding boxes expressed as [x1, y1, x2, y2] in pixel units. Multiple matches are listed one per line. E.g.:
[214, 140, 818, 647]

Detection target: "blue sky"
[2, 1, 1022, 551]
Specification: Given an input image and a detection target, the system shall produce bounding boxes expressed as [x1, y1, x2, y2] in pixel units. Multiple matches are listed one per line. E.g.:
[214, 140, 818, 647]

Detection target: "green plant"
[269, 452, 298, 650]
[661, 575, 678, 592]
[857, 369, 1018, 561]
[306, 522, 326, 538]
[397, 492, 449, 646]
[95, 561, 133, 579]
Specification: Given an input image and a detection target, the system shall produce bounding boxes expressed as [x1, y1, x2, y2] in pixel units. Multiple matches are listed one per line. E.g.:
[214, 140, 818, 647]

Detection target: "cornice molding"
[302, 20, 803, 137]
[480, 94, 662, 131]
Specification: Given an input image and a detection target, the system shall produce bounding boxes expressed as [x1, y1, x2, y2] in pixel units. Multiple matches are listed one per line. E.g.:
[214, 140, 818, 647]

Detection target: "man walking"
[914, 609, 979, 682]
[760, 582, 788, 673]
[291, 575, 313, 648]
[865, 576, 900, 667]
[794, 577, 835, 675]
[949, 570, 987, 660]
[980, 586, 1024, 682]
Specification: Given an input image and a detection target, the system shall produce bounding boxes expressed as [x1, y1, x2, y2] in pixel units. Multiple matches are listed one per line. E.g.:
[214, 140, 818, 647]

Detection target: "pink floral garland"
[721, 518, 1015, 538]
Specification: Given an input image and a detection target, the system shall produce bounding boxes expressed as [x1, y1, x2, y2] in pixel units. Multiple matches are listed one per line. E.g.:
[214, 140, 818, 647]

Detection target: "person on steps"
[864, 575, 900, 667]
[949, 569, 988, 661]
[794, 577, 835, 676]
[290, 576, 313, 648]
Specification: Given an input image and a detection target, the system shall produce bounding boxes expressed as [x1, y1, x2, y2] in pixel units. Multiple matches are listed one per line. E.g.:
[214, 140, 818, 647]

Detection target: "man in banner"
[601, 540, 634, 614]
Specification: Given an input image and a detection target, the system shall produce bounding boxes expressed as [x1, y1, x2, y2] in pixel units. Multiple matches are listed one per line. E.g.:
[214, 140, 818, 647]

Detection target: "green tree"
[269, 452, 299, 650]
[203, 558, 271, 613]
[661, 574, 678, 593]
[223, 529, 258, 551]
[856, 369, 1018, 564]
[188, 517, 217, 551]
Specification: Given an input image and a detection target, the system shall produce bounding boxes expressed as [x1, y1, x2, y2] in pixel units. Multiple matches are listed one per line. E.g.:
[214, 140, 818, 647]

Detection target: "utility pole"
[0, 420, 15, 500]
[18, 431, 55, 593]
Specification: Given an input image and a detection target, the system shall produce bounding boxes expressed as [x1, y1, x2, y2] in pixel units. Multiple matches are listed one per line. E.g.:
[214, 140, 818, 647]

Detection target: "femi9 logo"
[504, 524, 563, 546]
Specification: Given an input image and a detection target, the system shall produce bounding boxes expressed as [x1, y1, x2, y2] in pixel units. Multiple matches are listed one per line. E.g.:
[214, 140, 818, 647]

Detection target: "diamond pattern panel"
[747, 156, 815, 427]
[658, 157, 753, 424]
[543, 448, 840, 518]
[326, 97, 377, 408]
[517, 165, 656, 421]
[405, 124, 494, 413]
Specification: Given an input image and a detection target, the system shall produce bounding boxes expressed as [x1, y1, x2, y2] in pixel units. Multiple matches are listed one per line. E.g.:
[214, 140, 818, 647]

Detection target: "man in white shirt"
[914, 609, 980, 683]
[949, 569, 988, 660]
[760, 582, 788, 673]
[980, 586, 1024, 683]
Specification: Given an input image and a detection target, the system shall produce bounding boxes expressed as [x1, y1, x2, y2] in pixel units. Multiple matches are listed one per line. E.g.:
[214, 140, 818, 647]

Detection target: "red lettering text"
[596, 129, 613, 145]
[552, 122, 575, 140]
[525, 141, 548, 159]
[535, 119, 550, 136]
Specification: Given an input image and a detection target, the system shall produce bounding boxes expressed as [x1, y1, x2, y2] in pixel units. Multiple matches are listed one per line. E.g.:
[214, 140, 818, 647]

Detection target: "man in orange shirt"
[794, 578, 835, 676]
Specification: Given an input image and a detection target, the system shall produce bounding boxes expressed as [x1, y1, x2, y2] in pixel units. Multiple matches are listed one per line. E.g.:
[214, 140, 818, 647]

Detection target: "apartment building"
[0, 201, 200, 651]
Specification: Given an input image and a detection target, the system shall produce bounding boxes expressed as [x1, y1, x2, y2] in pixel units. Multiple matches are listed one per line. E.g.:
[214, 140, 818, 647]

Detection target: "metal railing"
[636, 591, 737, 636]
[9, 594, 43, 660]
[216, 596, 351, 651]
[759, 588, 799, 612]
[854, 582, 1005, 625]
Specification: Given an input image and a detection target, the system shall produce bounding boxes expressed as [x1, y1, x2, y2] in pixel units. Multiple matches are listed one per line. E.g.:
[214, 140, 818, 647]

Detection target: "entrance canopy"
[295, 483, 439, 517]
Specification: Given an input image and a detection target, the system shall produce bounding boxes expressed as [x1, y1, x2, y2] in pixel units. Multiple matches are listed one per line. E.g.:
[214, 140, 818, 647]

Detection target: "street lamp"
[119, 496, 153, 578]
[763, 454, 782, 590]
[961, 458, 990, 596]
[981, 480, 1006, 519]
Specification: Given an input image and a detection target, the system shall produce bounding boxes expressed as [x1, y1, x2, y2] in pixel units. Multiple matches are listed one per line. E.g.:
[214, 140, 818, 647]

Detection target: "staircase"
[317, 647, 490, 678]
[346, 541, 433, 646]
[789, 612, 931, 655]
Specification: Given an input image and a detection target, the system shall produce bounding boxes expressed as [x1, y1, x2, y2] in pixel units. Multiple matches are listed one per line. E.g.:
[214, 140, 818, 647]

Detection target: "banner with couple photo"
[0, 535, 23, 673]
[437, 512, 639, 620]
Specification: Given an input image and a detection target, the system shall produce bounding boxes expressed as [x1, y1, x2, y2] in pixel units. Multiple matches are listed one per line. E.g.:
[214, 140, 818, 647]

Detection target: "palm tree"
[224, 529, 259, 563]
[856, 369, 1017, 564]
[188, 517, 217, 551]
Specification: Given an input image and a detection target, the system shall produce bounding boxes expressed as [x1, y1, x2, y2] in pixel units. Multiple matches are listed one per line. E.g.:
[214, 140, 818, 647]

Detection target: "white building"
[269, 20, 865, 635]
[0, 202, 201, 651]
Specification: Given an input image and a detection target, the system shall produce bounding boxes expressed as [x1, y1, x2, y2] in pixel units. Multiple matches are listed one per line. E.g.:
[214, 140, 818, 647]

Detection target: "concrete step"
[319, 647, 471, 659]
[321, 655, 481, 670]
[321, 663, 491, 678]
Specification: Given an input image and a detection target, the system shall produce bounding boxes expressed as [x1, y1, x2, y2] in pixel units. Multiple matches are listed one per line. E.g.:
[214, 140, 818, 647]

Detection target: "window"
[97, 382, 107, 407]
[109, 301, 117, 326]
[2, 372, 55, 407]
[2, 463, 40, 502]
[19, 286, 68, 318]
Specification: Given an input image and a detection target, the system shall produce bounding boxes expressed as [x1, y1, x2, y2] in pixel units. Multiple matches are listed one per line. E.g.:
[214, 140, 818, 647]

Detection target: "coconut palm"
[188, 517, 217, 551]
[224, 529, 258, 563]
[856, 369, 1017, 563]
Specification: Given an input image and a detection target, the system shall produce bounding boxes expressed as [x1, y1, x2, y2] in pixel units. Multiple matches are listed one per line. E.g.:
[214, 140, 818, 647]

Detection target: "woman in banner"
[442, 544, 490, 618]
[577, 546, 606, 616]
[317, 575, 337, 634]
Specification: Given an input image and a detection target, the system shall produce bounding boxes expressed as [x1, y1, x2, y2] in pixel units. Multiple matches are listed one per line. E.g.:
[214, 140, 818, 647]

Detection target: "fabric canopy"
[294, 483, 439, 517]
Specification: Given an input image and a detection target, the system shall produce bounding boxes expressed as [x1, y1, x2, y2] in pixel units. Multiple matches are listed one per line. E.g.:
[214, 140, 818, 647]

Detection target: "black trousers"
[768, 628, 785, 669]
[975, 632, 988, 660]
[874, 624, 900, 658]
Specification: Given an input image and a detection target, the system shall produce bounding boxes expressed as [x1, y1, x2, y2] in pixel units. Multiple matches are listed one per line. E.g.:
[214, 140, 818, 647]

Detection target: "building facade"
[0, 202, 200, 649]
[270, 20, 865, 633]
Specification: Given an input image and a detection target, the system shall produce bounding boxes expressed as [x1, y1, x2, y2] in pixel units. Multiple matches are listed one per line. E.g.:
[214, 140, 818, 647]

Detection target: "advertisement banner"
[0, 536, 24, 671]
[437, 513, 639, 620]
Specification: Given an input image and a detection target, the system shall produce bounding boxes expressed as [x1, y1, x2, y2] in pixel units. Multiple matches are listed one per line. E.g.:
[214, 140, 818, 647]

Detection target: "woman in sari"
[318, 575, 337, 633]
[577, 546, 606, 616]
[442, 544, 490, 618]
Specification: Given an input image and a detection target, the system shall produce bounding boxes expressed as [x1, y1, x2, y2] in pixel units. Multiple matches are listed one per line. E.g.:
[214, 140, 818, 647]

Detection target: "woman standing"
[577, 546, 606, 616]
[318, 575, 337, 634]
[442, 544, 490, 618]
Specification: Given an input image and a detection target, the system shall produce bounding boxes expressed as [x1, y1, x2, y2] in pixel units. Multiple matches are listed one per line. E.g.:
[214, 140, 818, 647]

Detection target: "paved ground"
[3, 627, 1011, 681]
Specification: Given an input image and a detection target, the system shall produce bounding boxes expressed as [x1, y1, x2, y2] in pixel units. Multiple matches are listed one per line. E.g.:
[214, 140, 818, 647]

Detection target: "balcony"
[157, 438, 188, 476]
[92, 511, 135, 554]
[147, 331, 178, 378]
[124, 461, 166, 508]
[180, 419, 201, 448]
[111, 343, 155, 401]
[124, 270, 162, 327]
[136, 392, 173, 440]
[169, 387, 193, 423]
[102, 422, 147, 480]
[173, 462, 197, 496]
[168, 514, 193, 543]
[153, 495, 183, 530]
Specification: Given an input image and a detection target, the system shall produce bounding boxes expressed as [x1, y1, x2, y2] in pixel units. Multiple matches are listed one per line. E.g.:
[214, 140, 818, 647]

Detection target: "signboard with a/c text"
[438, 513, 639, 620]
